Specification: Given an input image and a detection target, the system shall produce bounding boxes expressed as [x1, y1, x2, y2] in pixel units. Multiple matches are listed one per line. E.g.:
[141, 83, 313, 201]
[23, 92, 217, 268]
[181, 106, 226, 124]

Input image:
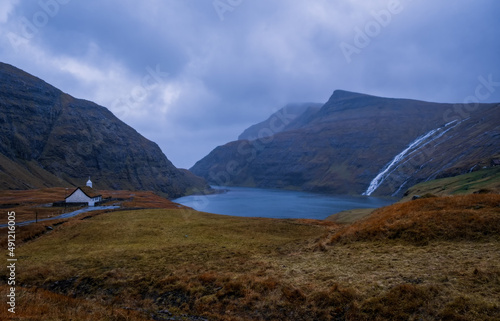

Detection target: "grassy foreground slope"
[1, 193, 499, 320]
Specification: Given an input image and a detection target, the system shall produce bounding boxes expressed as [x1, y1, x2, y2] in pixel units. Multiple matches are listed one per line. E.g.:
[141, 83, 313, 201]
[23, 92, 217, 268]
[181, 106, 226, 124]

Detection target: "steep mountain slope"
[0, 62, 209, 198]
[191, 90, 499, 196]
[238, 102, 322, 140]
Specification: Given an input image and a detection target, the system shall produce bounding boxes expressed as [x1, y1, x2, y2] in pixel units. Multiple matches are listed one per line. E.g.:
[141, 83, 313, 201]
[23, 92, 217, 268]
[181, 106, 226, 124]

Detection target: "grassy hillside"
[402, 167, 500, 201]
[1, 193, 499, 320]
[330, 194, 500, 244]
[0, 154, 72, 190]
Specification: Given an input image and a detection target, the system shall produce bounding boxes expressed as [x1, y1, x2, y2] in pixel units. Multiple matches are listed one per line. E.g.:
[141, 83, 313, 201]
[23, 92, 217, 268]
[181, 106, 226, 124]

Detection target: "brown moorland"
[328, 194, 500, 244]
[0, 284, 150, 320]
[0, 193, 499, 320]
[0, 188, 182, 225]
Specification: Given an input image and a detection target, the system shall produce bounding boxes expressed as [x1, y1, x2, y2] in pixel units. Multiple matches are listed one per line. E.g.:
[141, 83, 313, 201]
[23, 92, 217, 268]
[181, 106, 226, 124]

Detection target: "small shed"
[65, 186, 102, 207]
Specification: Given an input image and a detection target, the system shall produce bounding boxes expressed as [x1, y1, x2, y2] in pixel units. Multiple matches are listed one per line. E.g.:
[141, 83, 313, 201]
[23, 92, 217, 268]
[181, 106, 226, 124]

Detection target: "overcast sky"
[1, 0, 499, 168]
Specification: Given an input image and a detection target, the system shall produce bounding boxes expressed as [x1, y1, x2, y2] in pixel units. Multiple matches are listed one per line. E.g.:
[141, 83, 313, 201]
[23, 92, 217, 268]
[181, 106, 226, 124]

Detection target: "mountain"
[238, 102, 322, 140]
[0, 62, 209, 198]
[191, 90, 500, 197]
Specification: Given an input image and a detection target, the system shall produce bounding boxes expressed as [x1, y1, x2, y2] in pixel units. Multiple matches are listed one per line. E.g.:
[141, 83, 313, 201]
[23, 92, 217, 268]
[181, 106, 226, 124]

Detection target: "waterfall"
[362, 120, 462, 196]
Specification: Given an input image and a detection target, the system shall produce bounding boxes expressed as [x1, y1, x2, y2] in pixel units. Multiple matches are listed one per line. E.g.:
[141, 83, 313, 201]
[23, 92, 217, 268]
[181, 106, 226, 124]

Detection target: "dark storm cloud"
[1, 0, 499, 168]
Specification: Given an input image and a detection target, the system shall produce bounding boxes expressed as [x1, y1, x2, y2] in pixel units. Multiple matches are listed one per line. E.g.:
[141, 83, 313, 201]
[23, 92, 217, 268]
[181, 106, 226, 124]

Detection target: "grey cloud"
[1, 0, 499, 168]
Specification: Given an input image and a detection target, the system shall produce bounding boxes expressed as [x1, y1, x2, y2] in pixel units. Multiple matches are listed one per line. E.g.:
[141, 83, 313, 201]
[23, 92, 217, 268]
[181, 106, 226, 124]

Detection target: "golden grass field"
[0, 190, 499, 320]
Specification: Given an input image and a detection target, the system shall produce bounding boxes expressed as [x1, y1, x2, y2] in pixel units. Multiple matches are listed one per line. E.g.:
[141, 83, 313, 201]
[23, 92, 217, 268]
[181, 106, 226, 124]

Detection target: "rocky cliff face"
[238, 103, 322, 141]
[191, 90, 499, 197]
[0, 62, 209, 198]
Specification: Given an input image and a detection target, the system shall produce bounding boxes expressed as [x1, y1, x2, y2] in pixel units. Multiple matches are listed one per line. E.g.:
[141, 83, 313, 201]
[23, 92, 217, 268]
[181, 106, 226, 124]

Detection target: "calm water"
[173, 186, 395, 220]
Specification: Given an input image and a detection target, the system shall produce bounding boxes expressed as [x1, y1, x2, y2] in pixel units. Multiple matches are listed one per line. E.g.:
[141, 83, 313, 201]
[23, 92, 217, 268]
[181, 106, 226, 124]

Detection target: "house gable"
[65, 188, 91, 203]
[65, 186, 102, 206]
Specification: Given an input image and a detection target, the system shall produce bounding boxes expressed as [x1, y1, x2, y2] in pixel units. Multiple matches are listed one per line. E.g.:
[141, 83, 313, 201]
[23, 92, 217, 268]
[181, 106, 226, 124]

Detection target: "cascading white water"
[362, 120, 462, 196]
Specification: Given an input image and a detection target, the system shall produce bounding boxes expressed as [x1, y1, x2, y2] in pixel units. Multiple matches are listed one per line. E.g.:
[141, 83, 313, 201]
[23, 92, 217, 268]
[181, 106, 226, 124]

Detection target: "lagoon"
[173, 186, 395, 220]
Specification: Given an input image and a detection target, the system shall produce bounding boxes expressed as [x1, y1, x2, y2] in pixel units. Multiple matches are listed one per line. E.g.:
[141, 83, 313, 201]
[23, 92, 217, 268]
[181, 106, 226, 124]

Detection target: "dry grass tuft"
[0, 220, 69, 249]
[0, 285, 150, 320]
[356, 284, 439, 320]
[438, 296, 500, 321]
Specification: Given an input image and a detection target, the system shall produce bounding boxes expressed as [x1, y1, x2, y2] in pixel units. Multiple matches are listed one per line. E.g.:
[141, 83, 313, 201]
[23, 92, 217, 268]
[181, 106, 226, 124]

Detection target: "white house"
[65, 179, 102, 206]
